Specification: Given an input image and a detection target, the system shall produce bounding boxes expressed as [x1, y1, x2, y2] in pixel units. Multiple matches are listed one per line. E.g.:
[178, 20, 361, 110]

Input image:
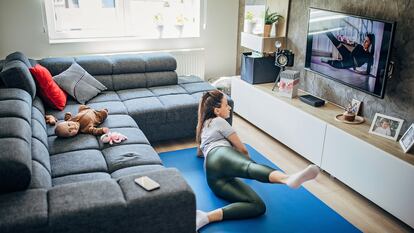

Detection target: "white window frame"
[43, 0, 201, 43]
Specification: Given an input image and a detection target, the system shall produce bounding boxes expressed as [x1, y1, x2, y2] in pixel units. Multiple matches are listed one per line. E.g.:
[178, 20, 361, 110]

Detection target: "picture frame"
[351, 98, 362, 115]
[399, 123, 414, 153]
[369, 113, 404, 141]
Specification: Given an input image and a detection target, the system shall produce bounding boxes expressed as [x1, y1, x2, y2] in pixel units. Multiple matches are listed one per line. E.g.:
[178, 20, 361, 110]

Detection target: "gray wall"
[0, 0, 239, 80]
[287, 0, 414, 133]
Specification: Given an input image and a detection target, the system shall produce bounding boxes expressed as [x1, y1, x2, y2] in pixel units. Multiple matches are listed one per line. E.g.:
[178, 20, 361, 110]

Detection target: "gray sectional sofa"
[0, 52, 233, 233]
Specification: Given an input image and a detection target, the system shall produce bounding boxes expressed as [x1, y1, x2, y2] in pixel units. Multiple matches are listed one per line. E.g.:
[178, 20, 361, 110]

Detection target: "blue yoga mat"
[159, 144, 361, 233]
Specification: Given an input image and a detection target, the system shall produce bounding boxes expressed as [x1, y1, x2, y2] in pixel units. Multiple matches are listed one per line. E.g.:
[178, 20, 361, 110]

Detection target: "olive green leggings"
[206, 146, 275, 220]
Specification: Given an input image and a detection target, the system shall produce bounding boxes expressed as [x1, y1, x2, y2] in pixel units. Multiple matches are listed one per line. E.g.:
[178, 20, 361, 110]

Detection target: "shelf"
[240, 32, 285, 53]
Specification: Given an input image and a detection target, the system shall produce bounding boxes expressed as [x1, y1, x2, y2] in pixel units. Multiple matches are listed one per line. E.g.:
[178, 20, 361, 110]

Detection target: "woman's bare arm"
[227, 133, 250, 158]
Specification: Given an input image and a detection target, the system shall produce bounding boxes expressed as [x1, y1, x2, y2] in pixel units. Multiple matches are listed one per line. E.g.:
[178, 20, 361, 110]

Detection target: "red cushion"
[29, 64, 67, 110]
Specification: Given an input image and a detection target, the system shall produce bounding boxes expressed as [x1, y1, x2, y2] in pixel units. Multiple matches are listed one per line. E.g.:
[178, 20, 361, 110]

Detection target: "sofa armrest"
[47, 168, 195, 233]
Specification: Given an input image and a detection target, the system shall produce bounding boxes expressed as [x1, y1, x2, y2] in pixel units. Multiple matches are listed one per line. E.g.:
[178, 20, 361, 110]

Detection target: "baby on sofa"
[52, 105, 109, 137]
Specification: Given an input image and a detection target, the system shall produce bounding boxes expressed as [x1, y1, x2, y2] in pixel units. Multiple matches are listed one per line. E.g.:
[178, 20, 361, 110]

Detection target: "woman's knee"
[251, 199, 266, 217]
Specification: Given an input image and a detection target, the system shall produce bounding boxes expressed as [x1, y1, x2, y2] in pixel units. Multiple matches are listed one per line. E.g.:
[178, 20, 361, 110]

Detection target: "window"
[44, 0, 201, 42]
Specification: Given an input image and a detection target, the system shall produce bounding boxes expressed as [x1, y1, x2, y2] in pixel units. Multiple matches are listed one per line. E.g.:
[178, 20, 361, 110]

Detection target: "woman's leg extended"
[206, 146, 284, 183]
[209, 178, 267, 220]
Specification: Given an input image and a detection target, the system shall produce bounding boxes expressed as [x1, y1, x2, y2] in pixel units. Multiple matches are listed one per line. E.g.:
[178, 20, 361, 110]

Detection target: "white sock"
[286, 165, 320, 189]
[196, 210, 210, 231]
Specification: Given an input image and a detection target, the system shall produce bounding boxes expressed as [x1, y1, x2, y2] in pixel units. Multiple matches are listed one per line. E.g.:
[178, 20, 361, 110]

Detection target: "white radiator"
[169, 48, 205, 80]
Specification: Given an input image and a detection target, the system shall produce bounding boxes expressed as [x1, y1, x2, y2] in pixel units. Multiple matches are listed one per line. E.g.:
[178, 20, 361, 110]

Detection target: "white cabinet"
[232, 78, 326, 165]
[231, 77, 414, 228]
[321, 125, 414, 228]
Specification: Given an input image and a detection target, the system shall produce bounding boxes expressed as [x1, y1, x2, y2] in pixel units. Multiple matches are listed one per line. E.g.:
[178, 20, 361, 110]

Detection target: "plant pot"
[175, 24, 184, 37]
[274, 21, 279, 37]
[245, 21, 256, 34]
[264, 24, 272, 37]
[156, 24, 164, 38]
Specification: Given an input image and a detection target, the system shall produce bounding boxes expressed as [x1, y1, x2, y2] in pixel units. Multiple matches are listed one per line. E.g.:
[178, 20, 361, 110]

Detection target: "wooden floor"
[153, 114, 413, 233]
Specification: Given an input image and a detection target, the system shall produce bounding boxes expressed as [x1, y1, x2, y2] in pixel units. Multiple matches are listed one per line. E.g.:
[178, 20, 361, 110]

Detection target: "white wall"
[0, 0, 239, 80]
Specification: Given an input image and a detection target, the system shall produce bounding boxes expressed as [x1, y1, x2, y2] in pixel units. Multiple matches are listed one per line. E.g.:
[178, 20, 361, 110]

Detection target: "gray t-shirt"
[200, 117, 235, 157]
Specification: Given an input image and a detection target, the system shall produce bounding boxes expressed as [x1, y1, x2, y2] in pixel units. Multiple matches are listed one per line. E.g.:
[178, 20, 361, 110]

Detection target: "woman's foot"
[286, 165, 320, 189]
[196, 210, 210, 231]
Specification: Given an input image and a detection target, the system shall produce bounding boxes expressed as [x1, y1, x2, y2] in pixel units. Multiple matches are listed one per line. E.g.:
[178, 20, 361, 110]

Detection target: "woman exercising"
[195, 90, 320, 231]
[322, 32, 375, 75]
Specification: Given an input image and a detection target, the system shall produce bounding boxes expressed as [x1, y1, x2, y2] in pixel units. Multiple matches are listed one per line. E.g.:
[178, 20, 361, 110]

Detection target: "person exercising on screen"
[321, 32, 375, 75]
[194, 90, 320, 231]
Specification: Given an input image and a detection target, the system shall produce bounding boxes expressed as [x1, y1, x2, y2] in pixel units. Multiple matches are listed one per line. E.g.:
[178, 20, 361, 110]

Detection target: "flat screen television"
[305, 8, 396, 98]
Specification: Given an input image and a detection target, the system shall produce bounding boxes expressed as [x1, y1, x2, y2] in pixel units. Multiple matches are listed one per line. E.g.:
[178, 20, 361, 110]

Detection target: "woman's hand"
[227, 133, 250, 159]
[197, 147, 204, 158]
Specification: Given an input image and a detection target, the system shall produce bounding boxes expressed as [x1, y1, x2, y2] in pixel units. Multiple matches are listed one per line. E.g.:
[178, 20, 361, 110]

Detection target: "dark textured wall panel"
[287, 0, 413, 133]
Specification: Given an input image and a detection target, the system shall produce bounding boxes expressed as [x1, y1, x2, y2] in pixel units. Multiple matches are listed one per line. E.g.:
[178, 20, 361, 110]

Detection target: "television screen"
[305, 8, 396, 98]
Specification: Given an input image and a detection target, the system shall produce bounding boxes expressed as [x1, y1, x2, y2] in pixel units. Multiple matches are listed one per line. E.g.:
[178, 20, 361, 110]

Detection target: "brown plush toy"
[55, 105, 109, 138]
[45, 115, 57, 125]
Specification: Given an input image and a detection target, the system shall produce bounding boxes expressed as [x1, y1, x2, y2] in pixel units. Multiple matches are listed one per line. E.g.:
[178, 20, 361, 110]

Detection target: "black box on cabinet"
[241, 52, 280, 84]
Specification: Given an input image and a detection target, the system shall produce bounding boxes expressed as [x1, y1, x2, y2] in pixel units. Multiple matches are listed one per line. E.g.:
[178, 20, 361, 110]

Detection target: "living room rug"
[159, 144, 361, 233]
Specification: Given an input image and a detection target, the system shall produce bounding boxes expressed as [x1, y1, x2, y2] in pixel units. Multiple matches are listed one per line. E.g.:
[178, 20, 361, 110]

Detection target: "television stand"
[231, 77, 414, 228]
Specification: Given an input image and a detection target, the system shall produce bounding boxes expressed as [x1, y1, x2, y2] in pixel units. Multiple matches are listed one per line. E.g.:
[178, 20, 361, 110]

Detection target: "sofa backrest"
[39, 52, 177, 91]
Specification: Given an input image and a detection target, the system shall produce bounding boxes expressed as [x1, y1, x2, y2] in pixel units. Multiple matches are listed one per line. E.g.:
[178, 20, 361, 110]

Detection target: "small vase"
[274, 22, 279, 37]
[264, 24, 272, 37]
[175, 24, 184, 37]
[245, 21, 256, 34]
[156, 24, 164, 38]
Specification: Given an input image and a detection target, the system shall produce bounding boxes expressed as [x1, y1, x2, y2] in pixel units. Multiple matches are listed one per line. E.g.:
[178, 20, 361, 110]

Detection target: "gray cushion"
[146, 71, 178, 87]
[50, 149, 107, 177]
[123, 97, 167, 125]
[39, 57, 75, 76]
[75, 56, 113, 75]
[102, 144, 162, 173]
[48, 134, 100, 155]
[29, 160, 52, 189]
[0, 189, 48, 232]
[52, 172, 111, 186]
[109, 54, 146, 74]
[98, 127, 149, 149]
[0, 91, 33, 193]
[117, 88, 154, 101]
[99, 114, 138, 129]
[111, 164, 164, 179]
[48, 179, 126, 233]
[143, 52, 177, 72]
[178, 75, 203, 84]
[53, 63, 107, 104]
[87, 91, 120, 104]
[158, 94, 198, 122]
[179, 81, 215, 94]
[112, 73, 147, 90]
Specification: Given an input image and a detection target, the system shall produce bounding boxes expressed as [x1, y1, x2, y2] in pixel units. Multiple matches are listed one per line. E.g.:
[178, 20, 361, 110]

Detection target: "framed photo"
[369, 113, 404, 141]
[351, 99, 362, 115]
[399, 123, 414, 153]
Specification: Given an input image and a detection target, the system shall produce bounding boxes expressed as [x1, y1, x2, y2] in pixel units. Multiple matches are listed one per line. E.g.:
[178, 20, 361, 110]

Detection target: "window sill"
[48, 35, 201, 44]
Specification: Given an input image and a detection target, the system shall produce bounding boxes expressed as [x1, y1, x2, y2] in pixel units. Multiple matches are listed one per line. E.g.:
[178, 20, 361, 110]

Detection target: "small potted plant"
[153, 13, 164, 38]
[244, 11, 257, 34]
[175, 14, 188, 37]
[264, 7, 283, 37]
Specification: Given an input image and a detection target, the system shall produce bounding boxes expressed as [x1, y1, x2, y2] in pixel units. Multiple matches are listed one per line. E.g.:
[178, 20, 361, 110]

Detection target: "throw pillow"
[29, 64, 67, 110]
[53, 63, 107, 104]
